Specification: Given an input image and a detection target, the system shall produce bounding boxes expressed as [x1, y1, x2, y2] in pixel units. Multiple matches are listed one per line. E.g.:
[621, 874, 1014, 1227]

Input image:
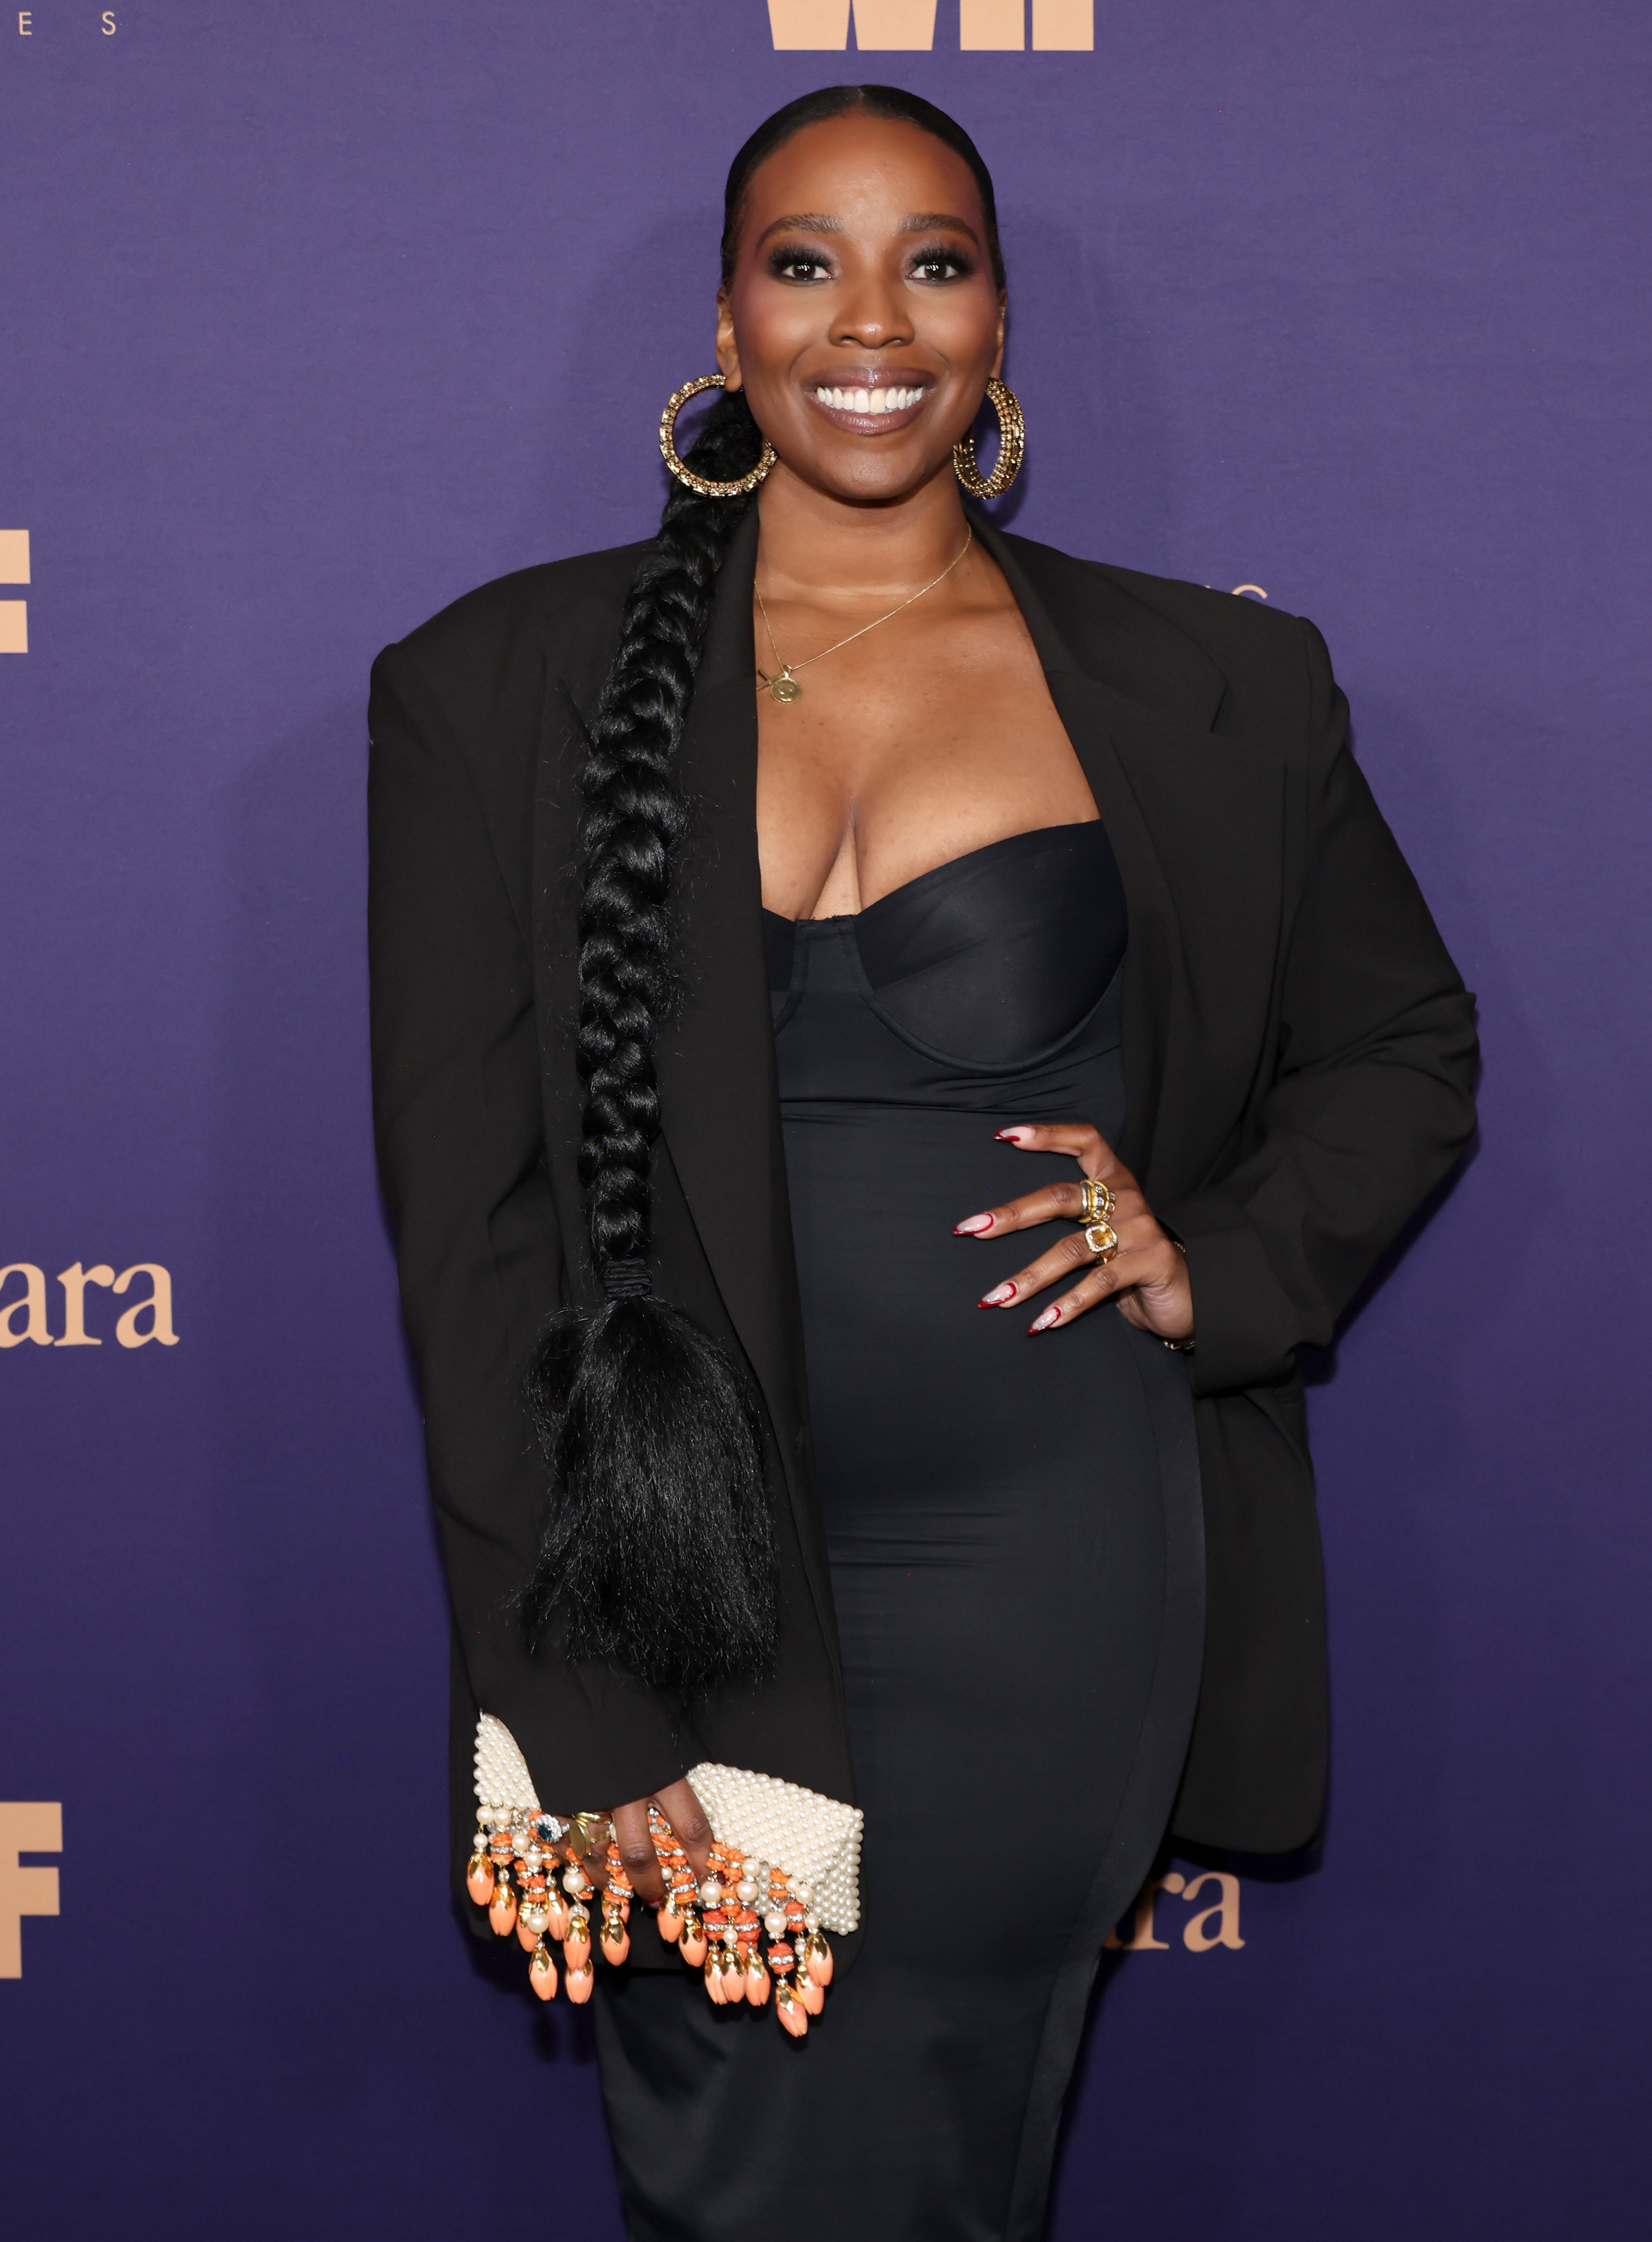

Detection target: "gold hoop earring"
[659, 374, 777, 498]
[953, 377, 1025, 500]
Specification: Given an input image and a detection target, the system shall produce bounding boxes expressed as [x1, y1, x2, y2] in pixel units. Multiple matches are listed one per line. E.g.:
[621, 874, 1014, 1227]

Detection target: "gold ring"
[1083, 1221, 1119, 1264]
[567, 1812, 612, 1859]
[1079, 1178, 1114, 1225]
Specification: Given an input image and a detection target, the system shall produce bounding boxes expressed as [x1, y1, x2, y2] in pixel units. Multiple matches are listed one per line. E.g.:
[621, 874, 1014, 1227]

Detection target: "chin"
[801, 447, 949, 505]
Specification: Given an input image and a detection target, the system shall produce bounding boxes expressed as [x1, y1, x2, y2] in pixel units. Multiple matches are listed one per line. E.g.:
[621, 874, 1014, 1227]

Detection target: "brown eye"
[768, 247, 833, 283]
[909, 248, 973, 284]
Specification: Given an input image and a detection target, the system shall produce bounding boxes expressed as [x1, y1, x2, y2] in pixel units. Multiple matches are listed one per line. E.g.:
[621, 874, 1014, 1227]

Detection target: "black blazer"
[368, 509, 1478, 1896]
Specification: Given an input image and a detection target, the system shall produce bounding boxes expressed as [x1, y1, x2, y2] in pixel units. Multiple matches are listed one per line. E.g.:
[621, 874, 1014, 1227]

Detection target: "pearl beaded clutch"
[468, 1713, 861, 2033]
[473, 1712, 864, 1934]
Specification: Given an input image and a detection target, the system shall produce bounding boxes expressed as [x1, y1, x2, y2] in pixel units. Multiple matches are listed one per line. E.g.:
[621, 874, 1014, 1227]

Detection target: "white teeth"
[813, 385, 923, 414]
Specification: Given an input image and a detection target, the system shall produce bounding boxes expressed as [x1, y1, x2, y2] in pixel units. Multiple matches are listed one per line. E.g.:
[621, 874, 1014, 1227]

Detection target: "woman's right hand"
[582, 1777, 715, 1907]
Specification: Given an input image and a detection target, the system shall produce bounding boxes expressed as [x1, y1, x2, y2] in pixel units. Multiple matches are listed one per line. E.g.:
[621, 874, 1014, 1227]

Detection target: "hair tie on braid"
[600, 1261, 653, 1301]
[522, 387, 779, 1695]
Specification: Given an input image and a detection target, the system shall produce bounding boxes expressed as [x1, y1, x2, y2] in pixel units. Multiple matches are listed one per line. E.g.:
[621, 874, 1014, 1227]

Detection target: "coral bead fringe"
[464, 1809, 835, 2038]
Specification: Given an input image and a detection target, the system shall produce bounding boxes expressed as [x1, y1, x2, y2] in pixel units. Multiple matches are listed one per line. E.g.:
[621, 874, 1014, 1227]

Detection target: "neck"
[753, 460, 972, 600]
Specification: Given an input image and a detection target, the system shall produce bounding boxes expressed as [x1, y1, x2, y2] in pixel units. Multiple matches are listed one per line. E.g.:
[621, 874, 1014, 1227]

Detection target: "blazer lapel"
[977, 520, 1285, 1194]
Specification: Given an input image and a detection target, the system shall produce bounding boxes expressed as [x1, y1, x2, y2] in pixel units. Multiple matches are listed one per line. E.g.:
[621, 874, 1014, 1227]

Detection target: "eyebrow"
[899, 212, 982, 246]
[758, 213, 845, 242]
[756, 210, 982, 248]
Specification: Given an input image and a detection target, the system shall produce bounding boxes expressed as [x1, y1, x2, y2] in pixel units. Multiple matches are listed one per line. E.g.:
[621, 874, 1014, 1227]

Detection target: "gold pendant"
[759, 667, 802, 704]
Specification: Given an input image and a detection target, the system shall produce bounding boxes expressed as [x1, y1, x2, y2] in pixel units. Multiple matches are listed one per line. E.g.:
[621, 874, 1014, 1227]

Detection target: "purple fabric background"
[3, 4, 1647, 2233]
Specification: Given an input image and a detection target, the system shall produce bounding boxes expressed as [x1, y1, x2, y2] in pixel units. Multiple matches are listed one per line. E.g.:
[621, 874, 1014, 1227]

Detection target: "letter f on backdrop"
[0, 529, 27, 654]
[0, 1804, 61, 1977]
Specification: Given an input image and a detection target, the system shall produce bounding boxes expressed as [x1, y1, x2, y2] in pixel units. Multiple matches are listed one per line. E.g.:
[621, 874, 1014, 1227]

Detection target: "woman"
[369, 84, 1477, 2242]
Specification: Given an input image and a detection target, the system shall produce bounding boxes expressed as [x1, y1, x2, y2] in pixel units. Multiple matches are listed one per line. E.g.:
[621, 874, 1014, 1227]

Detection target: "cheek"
[727, 281, 813, 377]
[917, 286, 1002, 363]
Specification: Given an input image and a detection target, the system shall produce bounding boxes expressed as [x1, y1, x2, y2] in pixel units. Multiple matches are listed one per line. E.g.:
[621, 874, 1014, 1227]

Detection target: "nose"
[832, 272, 913, 352]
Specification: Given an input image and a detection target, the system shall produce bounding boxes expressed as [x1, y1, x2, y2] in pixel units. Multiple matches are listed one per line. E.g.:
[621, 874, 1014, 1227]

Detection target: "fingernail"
[994, 1127, 1030, 1144]
[1028, 1305, 1060, 1333]
[979, 1283, 1016, 1307]
[954, 1213, 993, 1235]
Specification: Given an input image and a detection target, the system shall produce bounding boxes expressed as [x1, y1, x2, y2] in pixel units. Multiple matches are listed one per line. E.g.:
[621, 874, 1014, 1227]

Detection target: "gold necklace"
[754, 526, 973, 704]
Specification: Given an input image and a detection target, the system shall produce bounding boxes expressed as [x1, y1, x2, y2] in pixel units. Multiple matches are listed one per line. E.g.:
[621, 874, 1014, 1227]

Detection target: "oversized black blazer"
[368, 507, 1478, 1902]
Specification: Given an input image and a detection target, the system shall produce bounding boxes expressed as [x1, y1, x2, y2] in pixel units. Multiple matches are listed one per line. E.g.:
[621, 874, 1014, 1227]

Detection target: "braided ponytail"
[524, 386, 778, 1693]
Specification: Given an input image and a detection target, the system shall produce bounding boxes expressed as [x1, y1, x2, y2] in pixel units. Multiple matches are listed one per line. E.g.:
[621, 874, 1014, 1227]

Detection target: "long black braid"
[525, 85, 1005, 1696]
[573, 389, 767, 1279]
[522, 387, 772, 1692]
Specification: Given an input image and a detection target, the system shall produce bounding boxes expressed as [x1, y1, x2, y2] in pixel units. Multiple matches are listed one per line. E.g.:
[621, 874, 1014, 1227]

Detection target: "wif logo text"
[770, 1, 1092, 50]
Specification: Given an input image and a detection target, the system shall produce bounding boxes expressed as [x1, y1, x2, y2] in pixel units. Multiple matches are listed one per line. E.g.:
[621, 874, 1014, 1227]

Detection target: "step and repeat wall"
[3, 5, 1647, 2236]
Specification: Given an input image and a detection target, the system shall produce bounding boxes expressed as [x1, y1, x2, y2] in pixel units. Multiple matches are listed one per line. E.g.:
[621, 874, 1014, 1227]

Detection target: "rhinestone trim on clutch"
[467, 1713, 863, 2038]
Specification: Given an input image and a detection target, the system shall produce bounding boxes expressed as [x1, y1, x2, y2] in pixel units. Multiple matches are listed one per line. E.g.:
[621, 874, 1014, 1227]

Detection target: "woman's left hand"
[954, 1122, 1194, 1343]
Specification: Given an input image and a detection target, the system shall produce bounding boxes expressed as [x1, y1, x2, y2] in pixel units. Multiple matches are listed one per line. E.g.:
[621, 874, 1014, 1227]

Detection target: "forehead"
[738, 113, 984, 235]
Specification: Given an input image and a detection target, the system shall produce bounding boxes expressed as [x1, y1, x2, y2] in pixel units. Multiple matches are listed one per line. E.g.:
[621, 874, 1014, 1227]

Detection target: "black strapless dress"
[594, 823, 1204, 2242]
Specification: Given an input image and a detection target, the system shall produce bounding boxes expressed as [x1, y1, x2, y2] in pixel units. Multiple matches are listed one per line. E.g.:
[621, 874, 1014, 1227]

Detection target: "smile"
[810, 384, 927, 419]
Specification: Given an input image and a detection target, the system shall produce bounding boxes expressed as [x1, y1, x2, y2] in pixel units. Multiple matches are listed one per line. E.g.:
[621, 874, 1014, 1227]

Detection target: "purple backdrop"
[3, 4, 1647, 2234]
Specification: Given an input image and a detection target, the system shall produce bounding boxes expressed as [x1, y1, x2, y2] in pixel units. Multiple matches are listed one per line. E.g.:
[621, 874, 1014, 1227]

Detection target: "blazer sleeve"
[1162, 620, 1479, 1395]
[368, 639, 690, 1809]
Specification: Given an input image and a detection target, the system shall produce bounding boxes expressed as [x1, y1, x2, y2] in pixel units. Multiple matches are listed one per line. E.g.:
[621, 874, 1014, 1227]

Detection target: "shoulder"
[368, 543, 649, 865]
[1001, 532, 1327, 740]
[372, 540, 649, 743]
[398, 541, 646, 673]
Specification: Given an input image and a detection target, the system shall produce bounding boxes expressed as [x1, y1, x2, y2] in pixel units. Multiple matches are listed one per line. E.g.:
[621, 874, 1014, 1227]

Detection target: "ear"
[990, 290, 1007, 381]
[715, 289, 742, 390]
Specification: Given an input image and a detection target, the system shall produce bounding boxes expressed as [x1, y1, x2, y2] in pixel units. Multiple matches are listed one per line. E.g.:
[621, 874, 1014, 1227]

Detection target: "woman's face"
[717, 113, 1006, 506]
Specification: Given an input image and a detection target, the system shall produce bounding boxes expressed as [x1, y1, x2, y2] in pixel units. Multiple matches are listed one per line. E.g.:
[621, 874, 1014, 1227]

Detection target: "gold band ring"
[1082, 1221, 1119, 1264]
[567, 1812, 613, 1859]
[1079, 1177, 1114, 1225]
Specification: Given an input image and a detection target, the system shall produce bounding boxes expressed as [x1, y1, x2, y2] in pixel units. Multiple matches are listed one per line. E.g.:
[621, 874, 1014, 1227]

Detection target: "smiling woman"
[367, 82, 1478, 2242]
